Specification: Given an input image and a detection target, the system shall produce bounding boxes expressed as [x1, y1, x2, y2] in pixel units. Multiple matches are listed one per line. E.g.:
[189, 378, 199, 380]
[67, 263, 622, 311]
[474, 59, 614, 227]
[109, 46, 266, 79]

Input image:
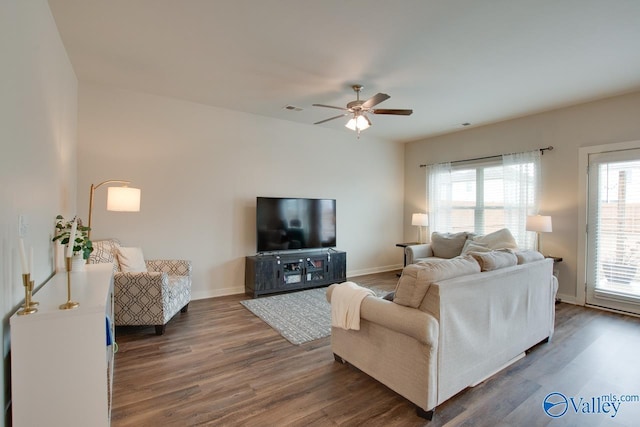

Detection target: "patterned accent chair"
[89, 239, 192, 335]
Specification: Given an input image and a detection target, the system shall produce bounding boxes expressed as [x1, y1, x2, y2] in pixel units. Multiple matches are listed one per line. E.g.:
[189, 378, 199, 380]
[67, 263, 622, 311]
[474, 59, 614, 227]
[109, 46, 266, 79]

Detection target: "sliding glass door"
[586, 148, 640, 314]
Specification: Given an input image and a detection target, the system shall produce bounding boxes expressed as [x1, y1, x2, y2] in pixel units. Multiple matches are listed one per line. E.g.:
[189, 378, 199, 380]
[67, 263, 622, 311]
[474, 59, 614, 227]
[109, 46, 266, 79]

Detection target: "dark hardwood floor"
[111, 271, 640, 426]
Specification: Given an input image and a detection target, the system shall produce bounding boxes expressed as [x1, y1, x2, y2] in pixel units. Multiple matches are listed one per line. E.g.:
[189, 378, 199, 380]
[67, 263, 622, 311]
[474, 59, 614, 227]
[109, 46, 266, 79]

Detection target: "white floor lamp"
[88, 180, 141, 239]
[412, 213, 429, 244]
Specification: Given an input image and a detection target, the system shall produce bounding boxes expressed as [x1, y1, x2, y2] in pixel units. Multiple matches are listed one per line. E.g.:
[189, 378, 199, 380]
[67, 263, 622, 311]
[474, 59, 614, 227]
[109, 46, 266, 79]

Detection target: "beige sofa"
[405, 229, 520, 265]
[327, 254, 557, 419]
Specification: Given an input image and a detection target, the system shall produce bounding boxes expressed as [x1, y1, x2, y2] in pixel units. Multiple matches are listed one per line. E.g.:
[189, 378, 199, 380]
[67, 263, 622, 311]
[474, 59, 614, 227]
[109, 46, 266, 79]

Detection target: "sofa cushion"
[394, 255, 480, 308]
[461, 240, 490, 255]
[473, 228, 518, 250]
[117, 247, 148, 272]
[514, 249, 545, 264]
[469, 250, 518, 271]
[430, 232, 469, 258]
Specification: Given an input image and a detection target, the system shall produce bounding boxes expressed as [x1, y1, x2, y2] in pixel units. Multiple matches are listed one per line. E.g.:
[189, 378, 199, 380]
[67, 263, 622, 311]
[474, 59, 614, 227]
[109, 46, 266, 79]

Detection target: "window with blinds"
[449, 163, 505, 235]
[588, 151, 640, 300]
[428, 152, 539, 249]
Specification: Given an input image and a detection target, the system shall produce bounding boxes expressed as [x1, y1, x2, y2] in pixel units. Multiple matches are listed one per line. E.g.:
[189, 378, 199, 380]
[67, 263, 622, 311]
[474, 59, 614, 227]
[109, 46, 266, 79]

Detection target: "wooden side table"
[545, 256, 562, 304]
[396, 242, 420, 276]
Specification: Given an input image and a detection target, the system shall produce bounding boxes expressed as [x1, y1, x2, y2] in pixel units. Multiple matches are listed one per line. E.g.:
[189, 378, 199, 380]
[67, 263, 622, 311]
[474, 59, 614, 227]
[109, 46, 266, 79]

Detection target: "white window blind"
[449, 162, 504, 235]
[588, 153, 640, 292]
[427, 150, 540, 248]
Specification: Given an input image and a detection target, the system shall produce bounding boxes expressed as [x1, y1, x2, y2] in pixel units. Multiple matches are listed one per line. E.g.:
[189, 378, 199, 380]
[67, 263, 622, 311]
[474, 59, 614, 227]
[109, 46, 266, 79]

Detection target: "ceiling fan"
[313, 85, 413, 137]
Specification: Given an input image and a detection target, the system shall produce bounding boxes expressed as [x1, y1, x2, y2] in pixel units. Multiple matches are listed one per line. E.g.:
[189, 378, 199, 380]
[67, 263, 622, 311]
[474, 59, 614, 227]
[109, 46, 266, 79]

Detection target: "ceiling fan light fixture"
[345, 114, 371, 132]
[360, 114, 372, 129]
[345, 117, 356, 131]
[313, 85, 411, 137]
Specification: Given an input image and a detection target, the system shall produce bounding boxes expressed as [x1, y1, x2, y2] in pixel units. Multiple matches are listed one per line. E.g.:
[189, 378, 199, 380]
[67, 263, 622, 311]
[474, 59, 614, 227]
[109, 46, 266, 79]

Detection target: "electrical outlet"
[19, 215, 28, 237]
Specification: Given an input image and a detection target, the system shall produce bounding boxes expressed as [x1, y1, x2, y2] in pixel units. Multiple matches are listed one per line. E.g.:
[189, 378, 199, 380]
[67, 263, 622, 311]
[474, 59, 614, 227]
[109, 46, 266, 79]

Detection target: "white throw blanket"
[330, 281, 375, 330]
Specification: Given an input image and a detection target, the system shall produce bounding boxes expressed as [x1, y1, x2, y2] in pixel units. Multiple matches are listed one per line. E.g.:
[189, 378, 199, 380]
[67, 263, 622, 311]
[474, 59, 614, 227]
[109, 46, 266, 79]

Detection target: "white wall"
[0, 1, 77, 425]
[78, 83, 405, 299]
[404, 91, 640, 302]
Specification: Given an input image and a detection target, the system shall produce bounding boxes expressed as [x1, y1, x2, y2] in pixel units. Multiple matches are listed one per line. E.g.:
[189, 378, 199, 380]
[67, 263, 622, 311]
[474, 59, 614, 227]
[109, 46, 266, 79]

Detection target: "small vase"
[71, 253, 86, 271]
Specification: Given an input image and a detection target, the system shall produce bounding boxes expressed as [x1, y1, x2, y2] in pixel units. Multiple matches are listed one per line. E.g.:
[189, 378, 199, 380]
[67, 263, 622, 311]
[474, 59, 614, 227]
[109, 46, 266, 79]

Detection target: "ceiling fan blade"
[372, 108, 413, 116]
[312, 103, 350, 111]
[314, 113, 350, 125]
[362, 93, 390, 109]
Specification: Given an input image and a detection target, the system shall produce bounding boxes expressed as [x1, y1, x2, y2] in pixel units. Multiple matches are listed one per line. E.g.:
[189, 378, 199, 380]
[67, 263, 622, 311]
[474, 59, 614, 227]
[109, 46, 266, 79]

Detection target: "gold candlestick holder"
[28, 279, 39, 307]
[17, 274, 38, 315]
[59, 256, 80, 310]
[19, 278, 39, 310]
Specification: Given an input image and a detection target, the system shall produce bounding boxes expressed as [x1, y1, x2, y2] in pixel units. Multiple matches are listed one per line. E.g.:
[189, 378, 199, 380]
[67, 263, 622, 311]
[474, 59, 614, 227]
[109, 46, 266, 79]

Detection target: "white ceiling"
[48, 0, 640, 143]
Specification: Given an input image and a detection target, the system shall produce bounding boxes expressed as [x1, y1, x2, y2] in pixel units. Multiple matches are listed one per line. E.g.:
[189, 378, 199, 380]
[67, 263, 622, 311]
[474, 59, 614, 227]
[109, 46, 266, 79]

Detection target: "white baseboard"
[192, 286, 244, 301]
[347, 264, 403, 278]
[556, 293, 581, 305]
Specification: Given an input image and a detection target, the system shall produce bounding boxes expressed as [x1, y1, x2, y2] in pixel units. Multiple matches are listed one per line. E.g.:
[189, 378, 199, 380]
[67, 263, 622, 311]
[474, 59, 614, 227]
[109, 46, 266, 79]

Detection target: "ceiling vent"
[283, 105, 303, 112]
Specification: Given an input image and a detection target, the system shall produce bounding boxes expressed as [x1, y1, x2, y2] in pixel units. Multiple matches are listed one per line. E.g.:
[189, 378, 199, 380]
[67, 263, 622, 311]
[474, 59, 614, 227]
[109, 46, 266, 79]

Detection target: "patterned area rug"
[241, 288, 331, 345]
[240, 286, 389, 345]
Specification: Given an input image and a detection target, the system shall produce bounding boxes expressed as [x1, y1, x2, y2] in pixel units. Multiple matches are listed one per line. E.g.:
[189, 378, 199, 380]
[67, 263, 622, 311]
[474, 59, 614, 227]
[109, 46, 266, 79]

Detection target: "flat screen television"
[256, 197, 336, 253]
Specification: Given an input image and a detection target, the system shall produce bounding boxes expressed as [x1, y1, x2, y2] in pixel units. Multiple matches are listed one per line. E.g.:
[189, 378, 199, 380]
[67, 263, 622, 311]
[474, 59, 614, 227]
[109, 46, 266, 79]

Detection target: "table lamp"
[412, 213, 429, 244]
[526, 215, 552, 253]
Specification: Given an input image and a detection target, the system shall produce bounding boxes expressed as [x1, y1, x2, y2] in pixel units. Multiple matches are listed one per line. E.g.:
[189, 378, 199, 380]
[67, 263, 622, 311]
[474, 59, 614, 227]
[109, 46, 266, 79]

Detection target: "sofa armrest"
[114, 271, 168, 293]
[113, 272, 169, 324]
[145, 259, 192, 276]
[360, 297, 438, 345]
[405, 243, 433, 265]
[326, 284, 438, 345]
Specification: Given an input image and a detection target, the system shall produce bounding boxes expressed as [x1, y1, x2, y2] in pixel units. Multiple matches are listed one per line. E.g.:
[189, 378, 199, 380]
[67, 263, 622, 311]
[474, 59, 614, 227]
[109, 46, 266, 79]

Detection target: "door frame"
[577, 140, 640, 310]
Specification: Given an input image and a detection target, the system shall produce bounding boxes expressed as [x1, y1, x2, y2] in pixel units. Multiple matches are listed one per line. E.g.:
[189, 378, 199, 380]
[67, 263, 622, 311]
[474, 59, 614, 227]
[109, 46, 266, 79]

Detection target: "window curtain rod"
[419, 145, 553, 168]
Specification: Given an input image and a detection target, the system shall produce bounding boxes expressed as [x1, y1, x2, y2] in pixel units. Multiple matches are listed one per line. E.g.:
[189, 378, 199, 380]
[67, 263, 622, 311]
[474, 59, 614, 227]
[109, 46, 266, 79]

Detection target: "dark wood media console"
[245, 249, 346, 298]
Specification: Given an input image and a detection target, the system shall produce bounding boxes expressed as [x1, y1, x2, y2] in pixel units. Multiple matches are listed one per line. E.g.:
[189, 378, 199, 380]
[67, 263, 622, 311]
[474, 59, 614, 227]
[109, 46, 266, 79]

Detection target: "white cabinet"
[10, 263, 115, 427]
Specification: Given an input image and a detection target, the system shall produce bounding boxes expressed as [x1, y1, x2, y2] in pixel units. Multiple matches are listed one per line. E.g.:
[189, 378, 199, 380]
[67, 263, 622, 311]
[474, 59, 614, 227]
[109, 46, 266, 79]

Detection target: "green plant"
[52, 215, 94, 260]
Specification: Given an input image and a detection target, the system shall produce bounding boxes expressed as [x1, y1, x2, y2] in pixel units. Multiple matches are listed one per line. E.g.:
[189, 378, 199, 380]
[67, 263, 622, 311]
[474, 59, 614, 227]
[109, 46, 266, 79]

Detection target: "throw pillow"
[473, 228, 518, 250]
[394, 265, 429, 308]
[469, 250, 518, 271]
[88, 239, 122, 272]
[430, 231, 469, 258]
[117, 247, 147, 272]
[461, 240, 490, 255]
[514, 249, 545, 264]
[394, 255, 480, 308]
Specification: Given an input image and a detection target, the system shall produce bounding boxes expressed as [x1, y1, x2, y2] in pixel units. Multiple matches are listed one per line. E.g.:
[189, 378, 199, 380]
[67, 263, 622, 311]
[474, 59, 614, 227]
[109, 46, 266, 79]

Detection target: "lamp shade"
[345, 114, 371, 131]
[526, 215, 552, 233]
[411, 213, 429, 227]
[107, 187, 141, 212]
